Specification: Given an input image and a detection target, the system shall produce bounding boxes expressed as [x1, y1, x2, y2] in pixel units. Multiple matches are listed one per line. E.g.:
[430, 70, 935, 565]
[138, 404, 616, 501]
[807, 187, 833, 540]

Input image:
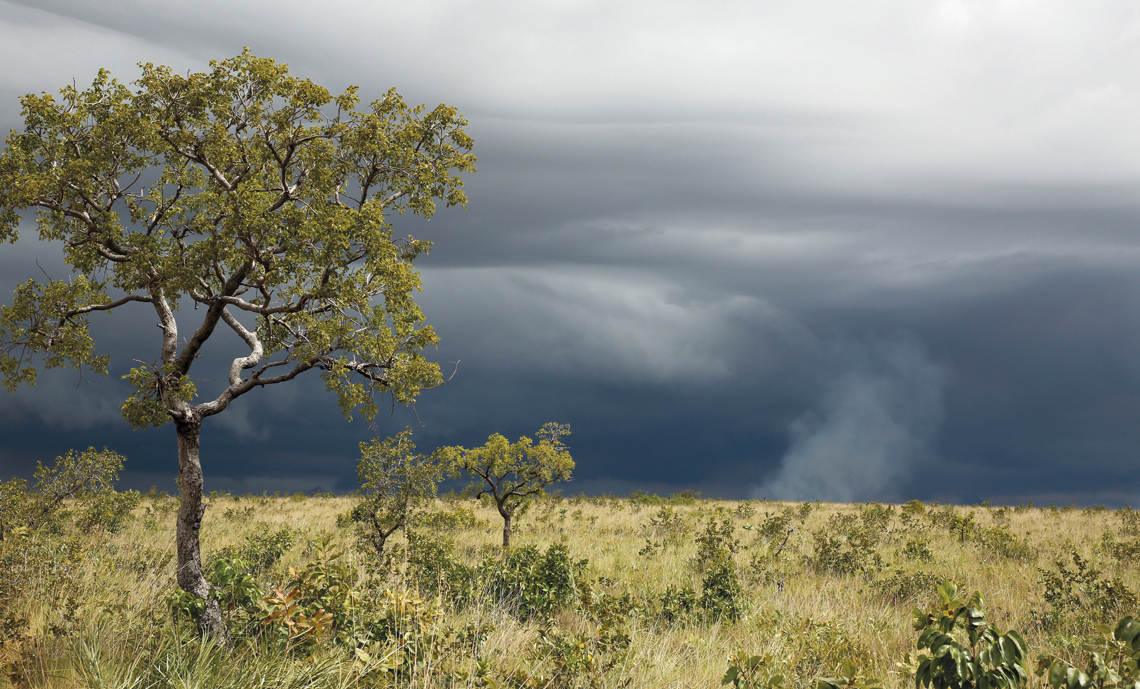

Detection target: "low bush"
[212, 522, 295, 575]
[722, 653, 785, 689]
[701, 550, 744, 622]
[874, 568, 944, 605]
[810, 514, 883, 578]
[694, 518, 740, 571]
[406, 530, 471, 596]
[644, 506, 691, 548]
[480, 543, 586, 620]
[1038, 551, 1138, 630]
[410, 505, 488, 532]
[659, 584, 699, 624]
[1097, 530, 1140, 564]
[912, 582, 1029, 689]
[974, 525, 1035, 561]
[1036, 616, 1140, 689]
[900, 536, 934, 562]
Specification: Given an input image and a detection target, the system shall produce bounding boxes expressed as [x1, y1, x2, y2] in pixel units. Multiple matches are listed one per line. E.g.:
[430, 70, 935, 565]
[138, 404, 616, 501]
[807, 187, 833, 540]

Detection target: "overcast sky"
[2, 0, 1139, 504]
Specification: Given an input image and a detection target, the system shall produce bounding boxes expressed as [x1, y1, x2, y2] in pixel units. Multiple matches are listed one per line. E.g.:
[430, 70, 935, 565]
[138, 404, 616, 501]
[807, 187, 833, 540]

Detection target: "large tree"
[0, 51, 474, 638]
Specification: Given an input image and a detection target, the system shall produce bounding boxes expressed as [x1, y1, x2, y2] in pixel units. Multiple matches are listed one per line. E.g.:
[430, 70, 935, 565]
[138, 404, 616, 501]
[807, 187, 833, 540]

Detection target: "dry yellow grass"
[1, 494, 1136, 688]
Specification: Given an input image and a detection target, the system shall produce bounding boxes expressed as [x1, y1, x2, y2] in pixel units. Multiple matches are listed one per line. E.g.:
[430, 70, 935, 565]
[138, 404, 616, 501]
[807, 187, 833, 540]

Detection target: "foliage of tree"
[0, 50, 474, 638]
[445, 423, 573, 546]
[349, 427, 445, 557]
[0, 447, 138, 540]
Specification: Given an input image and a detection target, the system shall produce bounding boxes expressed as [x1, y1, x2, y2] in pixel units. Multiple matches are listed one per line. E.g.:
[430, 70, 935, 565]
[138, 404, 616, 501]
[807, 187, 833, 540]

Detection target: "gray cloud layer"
[1, 0, 1139, 503]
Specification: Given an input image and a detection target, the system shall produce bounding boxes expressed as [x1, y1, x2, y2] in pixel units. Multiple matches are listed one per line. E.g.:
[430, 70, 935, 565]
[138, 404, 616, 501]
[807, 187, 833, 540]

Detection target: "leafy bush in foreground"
[912, 582, 1029, 689]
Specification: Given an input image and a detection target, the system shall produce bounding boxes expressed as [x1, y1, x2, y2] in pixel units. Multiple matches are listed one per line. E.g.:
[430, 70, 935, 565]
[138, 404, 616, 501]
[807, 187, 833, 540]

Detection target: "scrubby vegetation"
[2, 487, 1140, 688]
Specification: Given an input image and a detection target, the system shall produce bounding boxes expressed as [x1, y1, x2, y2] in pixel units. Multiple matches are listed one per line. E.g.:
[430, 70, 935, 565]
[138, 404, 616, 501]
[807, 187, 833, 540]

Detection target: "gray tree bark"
[501, 507, 512, 547]
[174, 415, 229, 642]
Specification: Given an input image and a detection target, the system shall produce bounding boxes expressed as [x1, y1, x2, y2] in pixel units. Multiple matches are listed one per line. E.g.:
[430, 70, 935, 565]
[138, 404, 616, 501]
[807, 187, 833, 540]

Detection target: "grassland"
[1, 492, 1137, 688]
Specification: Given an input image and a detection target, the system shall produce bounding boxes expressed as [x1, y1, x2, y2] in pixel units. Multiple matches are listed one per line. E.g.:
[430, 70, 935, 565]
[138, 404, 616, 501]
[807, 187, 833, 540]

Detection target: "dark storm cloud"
[2, 0, 1140, 503]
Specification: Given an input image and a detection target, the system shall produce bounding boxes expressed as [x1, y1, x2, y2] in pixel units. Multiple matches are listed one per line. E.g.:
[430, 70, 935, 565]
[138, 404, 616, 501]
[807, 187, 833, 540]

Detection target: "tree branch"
[60, 294, 151, 320]
[220, 307, 263, 387]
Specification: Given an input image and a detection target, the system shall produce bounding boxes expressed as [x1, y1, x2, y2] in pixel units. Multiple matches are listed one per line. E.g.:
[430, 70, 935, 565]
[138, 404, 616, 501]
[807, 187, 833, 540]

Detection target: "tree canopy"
[447, 423, 573, 546]
[351, 427, 446, 557]
[0, 49, 474, 422]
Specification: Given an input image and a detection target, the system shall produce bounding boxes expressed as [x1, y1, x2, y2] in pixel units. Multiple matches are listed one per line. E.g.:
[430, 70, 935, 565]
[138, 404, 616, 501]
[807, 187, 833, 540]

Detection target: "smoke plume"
[757, 334, 947, 502]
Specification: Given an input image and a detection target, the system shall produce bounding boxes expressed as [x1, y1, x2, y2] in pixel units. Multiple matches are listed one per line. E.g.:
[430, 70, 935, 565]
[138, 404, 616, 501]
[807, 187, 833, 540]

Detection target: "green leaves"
[351, 427, 446, 555]
[446, 423, 574, 544]
[818, 659, 881, 689]
[0, 50, 474, 427]
[0, 277, 114, 392]
[722, 652, 785, 689]
[1036, 616, 1140, 689]
[0, 447, 136, 539]
[912, 583, 1028, 689]
[449, 423, 575, 508]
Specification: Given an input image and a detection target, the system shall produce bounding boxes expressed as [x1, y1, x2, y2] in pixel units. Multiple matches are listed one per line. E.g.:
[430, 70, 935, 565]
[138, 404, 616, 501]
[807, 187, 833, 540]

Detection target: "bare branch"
[220, 307, 263, 387]
[65, 294, 151, 319]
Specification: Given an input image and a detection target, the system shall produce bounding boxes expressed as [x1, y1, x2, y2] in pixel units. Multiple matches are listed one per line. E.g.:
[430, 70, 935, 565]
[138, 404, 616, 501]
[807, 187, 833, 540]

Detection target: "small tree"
[0, 51, 474, 638]
[447, 422, 573, 546]
[0, 447, 138, 540]
[350, 427, 444, 557]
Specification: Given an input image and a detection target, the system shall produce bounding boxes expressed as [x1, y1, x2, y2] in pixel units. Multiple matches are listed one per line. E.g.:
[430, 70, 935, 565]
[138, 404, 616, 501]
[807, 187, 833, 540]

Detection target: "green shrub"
[213, 523, 295, 575]
[75, 488, 141, 534]
[700, 550, 744, 622]
[629, 490, 700, 506]
[948, 511, 978, 542]
[0, 447, 134, 539]
[901, 500, 926, 517]
[645, 507, 691, 548]
[1120, 507, 1140, 537]
[167, 557, 264, 636]
[875, 569, 943, 605]
[0, 479, 30, 542]
[357, 588, 449, 679]
[406, 530, 470, 596]
[723, 653, 785, 689]
[1036, 616, 1140, 689]
[912, 582, 1029, 689]
[1038, 551, 1138, 629]
[223, 505, 256, 523]
[858, 502, 895, 534]
[480, 543, 586, 620]
[901, 536, 935, 562]
[531, 623, 631, 689]
[817, 659, 882, 689]
[261, 536, 358, 645]
[759, 511, 794, 543]
[1098, 530, 1140, 564]
[926, 506, 958, 530]
[659, 585, 699, 623]
[735, 501, 758, 520]
[974, 525, 1035, 561]
[410, 505, 487, 532]
[793, 619, 872, 685]
[811, 514, 882, 577]
[694, 518, 740, 570]
[669, 490, 701, 505]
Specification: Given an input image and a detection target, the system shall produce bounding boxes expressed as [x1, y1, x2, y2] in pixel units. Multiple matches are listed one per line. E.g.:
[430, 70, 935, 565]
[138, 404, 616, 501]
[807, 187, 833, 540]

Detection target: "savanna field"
[3, 488, 1140, 689]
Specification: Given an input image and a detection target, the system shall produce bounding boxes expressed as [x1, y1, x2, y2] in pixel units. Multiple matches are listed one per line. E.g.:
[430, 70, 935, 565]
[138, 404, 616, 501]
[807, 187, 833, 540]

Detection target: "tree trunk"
[175, 416, 229, 642]
[501, 508, 512, 547]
